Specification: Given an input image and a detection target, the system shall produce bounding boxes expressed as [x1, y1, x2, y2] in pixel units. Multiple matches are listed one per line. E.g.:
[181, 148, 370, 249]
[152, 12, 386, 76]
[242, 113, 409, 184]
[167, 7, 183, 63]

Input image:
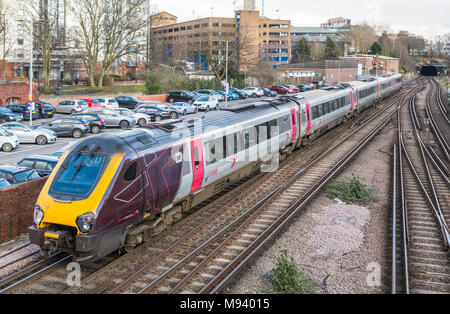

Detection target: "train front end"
[28, 135, 131, 262]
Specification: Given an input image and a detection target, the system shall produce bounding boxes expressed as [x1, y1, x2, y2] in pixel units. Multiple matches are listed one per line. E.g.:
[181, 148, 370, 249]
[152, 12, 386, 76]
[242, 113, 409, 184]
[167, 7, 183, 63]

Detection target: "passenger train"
[29, 74, 403, 262]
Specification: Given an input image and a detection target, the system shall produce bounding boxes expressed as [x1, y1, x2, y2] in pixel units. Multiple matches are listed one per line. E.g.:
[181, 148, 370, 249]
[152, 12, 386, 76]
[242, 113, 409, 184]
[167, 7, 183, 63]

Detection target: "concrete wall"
[0, 177, 47, 243]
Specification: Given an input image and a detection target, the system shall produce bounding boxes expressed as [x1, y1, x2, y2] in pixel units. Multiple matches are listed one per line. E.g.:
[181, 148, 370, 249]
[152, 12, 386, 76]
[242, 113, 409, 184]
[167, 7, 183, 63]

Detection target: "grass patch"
[326, 174, 376, 204]
[268, 250, 316, 294]
[41, 84, 148, 96]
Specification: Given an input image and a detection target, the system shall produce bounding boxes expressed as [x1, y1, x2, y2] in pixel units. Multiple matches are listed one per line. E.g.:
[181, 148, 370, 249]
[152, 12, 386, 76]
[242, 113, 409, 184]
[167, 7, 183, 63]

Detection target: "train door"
[190, 137, 205, 193]
[290, 108, 297, 142]
[305, 104, 311, 136]
[350, 91, 354, 112]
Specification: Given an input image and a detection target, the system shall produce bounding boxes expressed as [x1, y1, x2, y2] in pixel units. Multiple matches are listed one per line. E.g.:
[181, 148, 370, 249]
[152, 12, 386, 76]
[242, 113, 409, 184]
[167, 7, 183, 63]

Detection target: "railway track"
[0, 83, 416, 294]
[392, 77, 450, 294]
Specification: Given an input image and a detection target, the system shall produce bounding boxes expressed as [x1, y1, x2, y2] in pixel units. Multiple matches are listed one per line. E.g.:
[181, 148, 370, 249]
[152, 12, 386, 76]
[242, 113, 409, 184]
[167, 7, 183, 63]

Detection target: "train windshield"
[51, 149, 106, 196]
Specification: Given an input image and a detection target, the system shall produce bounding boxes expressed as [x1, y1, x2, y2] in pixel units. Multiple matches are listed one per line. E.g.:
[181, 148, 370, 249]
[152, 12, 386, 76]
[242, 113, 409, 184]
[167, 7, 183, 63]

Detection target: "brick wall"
[0, 81, 39, 107]
[0, 177, 47, 243]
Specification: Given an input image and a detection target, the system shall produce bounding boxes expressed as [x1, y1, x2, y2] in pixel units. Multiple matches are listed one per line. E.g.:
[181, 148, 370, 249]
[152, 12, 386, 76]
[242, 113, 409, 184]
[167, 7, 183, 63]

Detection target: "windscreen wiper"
[69, 145, 100, 182]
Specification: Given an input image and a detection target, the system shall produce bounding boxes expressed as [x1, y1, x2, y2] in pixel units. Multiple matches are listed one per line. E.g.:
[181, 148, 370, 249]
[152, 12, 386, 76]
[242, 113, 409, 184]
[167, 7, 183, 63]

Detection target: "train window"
[225, 134, 237, 157]
[323, 103, 329, 115]
[318, 104, 324, 117]
[333, 99, 338, 111]
[194, 147, 200, 169]
[124, 161, 137, 182]
[338, 97, 343, 109]
[270, 119, 279, 138]
[206, 138, 224, 165]
[311, 106, 319, 119]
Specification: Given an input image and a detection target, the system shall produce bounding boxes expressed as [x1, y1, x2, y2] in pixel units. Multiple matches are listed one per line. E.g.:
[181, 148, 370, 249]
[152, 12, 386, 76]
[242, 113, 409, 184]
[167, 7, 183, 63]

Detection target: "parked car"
[17, 155, 59, 177]
[170, 102, 198, 115]
[50, 141, 79, 159]
[0, 106, 24, 123]
[297, 84, 307, 92]
[261, 88, 277, 97]
[7, 104, 39, 120]
[136, 102, 181, 119]
[53, 100, 88, 114]
[0, 126, 20, 152]
[70, 113, 106, 134]
[109, 108, 150, 127]
[95, 98, 119, 108]
[242, 87, 264, 98]
[82, 98, 102, 108]
[35, 102, 56, 119]
[115, 96, 141, 109]
[134, 106, 173, 122]
[87, 109, 136, 129]
[0, 178, 11, 189]
[193, 96, 220, 111]
[215, 90, 232, 101]
[312, 81, 324, 89]
[0, 165, 41, 185]
[198, 89, 225, 101]
[269, 85, 294, 95]
[168, 91, 198, 104]
[38, 118, 90, 138]
[284, 85, 299, 93]
[229, 88, 248, 99]
[1, 123, 56, 145]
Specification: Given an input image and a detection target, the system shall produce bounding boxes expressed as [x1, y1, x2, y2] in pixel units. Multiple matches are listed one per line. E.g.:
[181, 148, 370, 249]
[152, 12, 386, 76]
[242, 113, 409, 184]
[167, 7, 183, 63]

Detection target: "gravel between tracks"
[0, 235, 41, 279]
[226, 120, 397, 294]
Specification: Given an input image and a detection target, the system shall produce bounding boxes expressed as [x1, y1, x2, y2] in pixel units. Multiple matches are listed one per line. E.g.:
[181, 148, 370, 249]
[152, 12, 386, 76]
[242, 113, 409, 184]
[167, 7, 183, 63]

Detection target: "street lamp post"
[225, 40, 229, 109]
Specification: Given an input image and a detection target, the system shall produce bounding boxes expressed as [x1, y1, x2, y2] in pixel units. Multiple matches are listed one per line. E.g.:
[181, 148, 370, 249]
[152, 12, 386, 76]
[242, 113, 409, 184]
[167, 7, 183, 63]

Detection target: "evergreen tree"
[294, 38, 312, 63]
[370, 41, 382, 55]
[324, 36, 339, 60]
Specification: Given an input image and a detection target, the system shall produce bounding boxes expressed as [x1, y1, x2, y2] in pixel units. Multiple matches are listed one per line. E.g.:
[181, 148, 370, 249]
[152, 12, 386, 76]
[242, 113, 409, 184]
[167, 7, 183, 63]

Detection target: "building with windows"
[320, 17, 351, 32]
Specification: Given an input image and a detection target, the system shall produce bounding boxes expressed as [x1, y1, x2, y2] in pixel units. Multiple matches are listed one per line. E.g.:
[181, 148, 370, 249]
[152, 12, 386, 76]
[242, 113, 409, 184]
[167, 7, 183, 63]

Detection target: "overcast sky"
[151, 0, 449, 40]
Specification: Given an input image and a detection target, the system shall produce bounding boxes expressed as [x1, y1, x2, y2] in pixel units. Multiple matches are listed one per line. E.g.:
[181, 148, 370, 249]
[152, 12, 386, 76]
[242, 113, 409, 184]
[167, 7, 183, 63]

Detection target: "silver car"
[170, 102, 198, 115]
[53, 100, 89, 114]
[0, 126, 20, 152]
[1, 123, 56, 145]
[87, 109, 136, 129]
[110, 108, 150, 127]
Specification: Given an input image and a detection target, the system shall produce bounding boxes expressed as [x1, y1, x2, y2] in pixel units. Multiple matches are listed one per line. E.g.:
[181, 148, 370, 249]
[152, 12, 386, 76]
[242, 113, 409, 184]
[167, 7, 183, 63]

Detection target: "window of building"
[17, 39, 24, 45]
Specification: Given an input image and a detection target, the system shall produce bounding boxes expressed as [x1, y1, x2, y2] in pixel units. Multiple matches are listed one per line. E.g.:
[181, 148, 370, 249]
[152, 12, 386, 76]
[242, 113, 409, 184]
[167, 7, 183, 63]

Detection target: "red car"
[284, 85, 299, 93]
[270, 85, 295, 95]
[82, 98, 102, 108]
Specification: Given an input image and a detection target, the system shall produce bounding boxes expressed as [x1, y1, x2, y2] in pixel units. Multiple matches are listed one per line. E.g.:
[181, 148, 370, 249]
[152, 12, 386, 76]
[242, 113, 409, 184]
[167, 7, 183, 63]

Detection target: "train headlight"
[33, 205, 44, 226]
[76, 212, 96, 233]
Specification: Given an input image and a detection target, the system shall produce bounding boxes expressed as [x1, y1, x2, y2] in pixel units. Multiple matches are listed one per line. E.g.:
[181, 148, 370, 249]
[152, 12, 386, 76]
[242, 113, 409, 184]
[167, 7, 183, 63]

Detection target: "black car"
[70, 113, 106, 134]
[168, 91, 198, 104]
[36, 102, 56, 118]
[261, 88, 277, 97]
[0, 106, 23, 123]
[134, 106, 172, 122]
[229, 88, 248, 99]
[115, 96, 141, 109]
[0, 165, 41, 185]
[17, 155, 59, 177]
[38, 118, 90, 138]
[6, 104, 39, 120]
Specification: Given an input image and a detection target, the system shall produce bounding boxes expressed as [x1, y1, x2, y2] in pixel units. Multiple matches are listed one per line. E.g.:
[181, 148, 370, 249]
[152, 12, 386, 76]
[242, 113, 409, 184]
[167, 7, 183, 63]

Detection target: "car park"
[70, 113, 106, 134]
[229, 88, 248, 99]
[215, 90, 232, 101]
[0, 126, 20, 152]
[0, 106, 24, 123]
[170, 102, 198, 115]
[168, 91, 198, 104]
[134, 106, 173, 122]
[17, 155, 59, 177]
[115, 96, 141, 109]
[53, 100, 88, 114]
[284, 85, 299, 93]
[198, 89, 225, 102]
[0, 165, 41, 184]
[1, 123, 56, 145]
[82, 98, 102, 108]
[38, 118, 90, 138]
[269, 85, 294, 95]
[242, 87, 264, 98]
[7, 104, 39, 120]
[36, 102, 56, 118]
[0, 178, 11, 189]
[193, 95, 219, 111]
[86, 109, 136, 129]
[95, 98, 119, 108]
[136, 102, 181, 119]
[261, 87, 277, 97]
[109, 108, 150, 127]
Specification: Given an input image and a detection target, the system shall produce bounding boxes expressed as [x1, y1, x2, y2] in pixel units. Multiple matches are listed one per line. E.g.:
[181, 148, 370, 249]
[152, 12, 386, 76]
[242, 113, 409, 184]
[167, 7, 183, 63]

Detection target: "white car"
[53, 99, 88, 114]
[95, 98, 119, 108]
[111, 108, 151, 126]
[0, 126, 20, 152]
[1, 123, 56, 145]
[193, 96, 219, 112]
[242, 87, 264, 98]
[170, 102, 198, 115]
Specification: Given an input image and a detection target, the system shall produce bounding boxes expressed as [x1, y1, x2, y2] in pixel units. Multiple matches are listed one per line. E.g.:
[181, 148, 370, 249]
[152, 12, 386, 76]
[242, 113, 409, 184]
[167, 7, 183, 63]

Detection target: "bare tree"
[0, 1, 13, 80]
[344, 23, 378, 54]
[67, 0, 149, 89]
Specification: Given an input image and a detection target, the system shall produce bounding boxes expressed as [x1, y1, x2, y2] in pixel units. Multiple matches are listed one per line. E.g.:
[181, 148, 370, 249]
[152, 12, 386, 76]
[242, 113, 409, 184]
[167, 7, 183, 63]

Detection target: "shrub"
[326, 174, 376, 204]
[268, 250, 316, 294]
[145, 70, 162, 94]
